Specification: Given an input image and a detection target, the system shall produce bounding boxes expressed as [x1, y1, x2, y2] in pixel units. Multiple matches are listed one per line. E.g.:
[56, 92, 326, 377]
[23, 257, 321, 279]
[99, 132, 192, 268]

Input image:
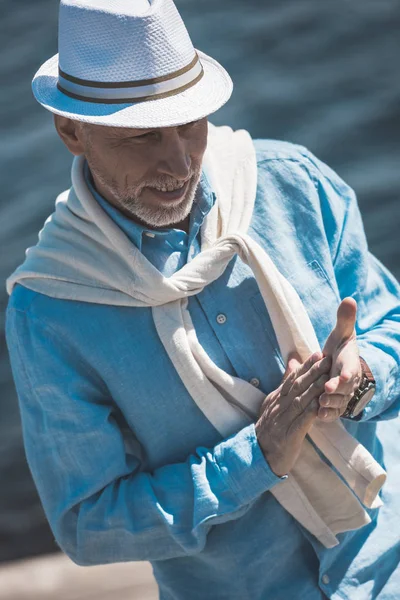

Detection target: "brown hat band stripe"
[57, 67, 204, 105]
[59, 53, 199, 89]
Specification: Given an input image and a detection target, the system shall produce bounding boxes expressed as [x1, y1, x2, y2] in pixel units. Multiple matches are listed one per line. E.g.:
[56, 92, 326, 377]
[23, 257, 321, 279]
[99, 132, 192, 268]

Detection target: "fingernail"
[321, 409, 329, 418]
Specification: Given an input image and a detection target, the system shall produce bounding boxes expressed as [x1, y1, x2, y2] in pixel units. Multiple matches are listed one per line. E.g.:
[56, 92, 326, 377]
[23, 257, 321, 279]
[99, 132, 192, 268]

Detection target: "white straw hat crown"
[32, 0, 233, 128]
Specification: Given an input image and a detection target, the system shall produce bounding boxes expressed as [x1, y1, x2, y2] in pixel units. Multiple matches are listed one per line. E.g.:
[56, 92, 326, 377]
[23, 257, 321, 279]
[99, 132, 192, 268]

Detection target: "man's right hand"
[255, 352, 332, 477]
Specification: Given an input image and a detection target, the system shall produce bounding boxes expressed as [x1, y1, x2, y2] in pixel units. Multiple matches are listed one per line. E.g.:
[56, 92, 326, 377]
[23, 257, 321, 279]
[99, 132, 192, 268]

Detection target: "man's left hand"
[319, 297, 362, 421]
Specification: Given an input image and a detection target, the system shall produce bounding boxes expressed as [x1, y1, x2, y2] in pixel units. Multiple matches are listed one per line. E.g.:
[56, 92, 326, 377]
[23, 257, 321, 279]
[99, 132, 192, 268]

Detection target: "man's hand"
[319, 297, 362, 421]
[255, 352, 332, 477]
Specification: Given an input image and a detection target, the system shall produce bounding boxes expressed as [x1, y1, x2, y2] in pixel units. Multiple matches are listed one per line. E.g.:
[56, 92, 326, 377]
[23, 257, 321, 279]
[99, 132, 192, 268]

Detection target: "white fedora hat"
[32, 0, 233, 128]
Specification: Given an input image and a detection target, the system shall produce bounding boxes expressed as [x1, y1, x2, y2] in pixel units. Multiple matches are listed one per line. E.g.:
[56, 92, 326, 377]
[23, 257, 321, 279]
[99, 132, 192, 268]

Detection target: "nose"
[157, 129, 191, 180]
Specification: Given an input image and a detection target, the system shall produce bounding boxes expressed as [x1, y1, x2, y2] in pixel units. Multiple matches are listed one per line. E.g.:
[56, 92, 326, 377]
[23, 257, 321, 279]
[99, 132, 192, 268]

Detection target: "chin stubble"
[92, 164, 202, 228]
[123, 173, 201, 228]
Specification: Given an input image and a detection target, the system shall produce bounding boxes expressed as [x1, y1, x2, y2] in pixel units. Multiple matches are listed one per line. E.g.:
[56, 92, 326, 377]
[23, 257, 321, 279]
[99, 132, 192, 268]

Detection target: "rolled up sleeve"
[306, 151, 400, 422]
[5, 305, 283, 566]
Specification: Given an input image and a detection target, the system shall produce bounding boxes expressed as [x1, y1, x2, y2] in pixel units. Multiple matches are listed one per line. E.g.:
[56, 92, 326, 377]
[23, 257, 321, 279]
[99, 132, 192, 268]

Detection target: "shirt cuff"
[213, 422, 286, 507]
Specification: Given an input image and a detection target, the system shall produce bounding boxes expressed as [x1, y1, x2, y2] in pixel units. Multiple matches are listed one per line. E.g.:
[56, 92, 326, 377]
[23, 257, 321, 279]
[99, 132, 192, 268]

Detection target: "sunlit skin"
[54, 115, 208, 232]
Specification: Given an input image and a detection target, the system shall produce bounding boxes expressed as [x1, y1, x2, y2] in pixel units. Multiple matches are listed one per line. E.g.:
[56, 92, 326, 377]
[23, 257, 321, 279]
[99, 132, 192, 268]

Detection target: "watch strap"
[359, 356, 375, 384]
[342, 357, 375, 418]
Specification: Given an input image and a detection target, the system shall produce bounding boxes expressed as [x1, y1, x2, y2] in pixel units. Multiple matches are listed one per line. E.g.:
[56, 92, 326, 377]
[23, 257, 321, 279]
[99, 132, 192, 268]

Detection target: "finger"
[291, 374, 331, 415]
[280, 352, 304, 396]
[281, 353, 316, 397]
[289, 398, 319, 435]
[319, 392, 351, 410]
[318, 406, 342, 421]
[283, 351, 303, 381]
[280, 368, 298, 396]
[340, 362, 362, 387]
[295, 352, 323, 380]
[332, 298, 357, 345]
[291, 355, 332, 397]
[324, 375, 356, 395]
[339, 369, 353, 383]
[281, 356, 309, 396]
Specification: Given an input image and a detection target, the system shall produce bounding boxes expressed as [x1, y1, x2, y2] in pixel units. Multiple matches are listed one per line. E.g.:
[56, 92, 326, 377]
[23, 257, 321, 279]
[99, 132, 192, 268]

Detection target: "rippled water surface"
[0, 0, 399, 561]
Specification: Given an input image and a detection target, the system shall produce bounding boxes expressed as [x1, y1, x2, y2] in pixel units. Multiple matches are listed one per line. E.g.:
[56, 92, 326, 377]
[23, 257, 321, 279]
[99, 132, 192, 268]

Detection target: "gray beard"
[119, 173, 201, 228]
[91, 167, 202, 229]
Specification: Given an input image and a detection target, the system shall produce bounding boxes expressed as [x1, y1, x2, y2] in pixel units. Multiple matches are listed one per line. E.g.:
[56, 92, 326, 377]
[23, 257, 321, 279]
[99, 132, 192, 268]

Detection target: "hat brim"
[32, 50, 232, 128]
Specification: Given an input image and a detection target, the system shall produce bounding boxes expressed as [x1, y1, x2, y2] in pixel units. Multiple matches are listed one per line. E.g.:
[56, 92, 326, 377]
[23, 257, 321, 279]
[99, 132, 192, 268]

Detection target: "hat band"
[57, 54, 204, 104]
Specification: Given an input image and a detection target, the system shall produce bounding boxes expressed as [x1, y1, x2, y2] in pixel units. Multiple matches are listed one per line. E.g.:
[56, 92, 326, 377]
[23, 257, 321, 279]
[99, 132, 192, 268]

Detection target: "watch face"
[352, 386, 376, 417]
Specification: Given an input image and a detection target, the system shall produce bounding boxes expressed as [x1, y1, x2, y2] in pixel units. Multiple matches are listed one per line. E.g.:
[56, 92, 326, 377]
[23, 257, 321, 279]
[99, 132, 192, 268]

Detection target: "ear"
[53, 115, 86, 156]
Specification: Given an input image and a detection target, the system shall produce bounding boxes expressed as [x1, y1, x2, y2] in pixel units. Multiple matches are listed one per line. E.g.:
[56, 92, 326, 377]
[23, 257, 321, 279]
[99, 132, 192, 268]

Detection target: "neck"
[169, 214, 190, 234]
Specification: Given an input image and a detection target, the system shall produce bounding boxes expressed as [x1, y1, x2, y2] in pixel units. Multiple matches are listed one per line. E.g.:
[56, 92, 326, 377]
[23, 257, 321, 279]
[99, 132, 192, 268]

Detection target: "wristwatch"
[342, 357, 376, 418]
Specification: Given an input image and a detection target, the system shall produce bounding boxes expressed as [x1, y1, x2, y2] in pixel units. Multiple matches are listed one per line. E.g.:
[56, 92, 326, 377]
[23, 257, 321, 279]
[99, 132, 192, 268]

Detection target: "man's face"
[76, 118, 208, 229]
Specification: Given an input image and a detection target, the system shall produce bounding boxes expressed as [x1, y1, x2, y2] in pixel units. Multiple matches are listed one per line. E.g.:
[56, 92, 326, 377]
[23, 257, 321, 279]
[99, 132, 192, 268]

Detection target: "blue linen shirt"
[6, 139, 400, 600]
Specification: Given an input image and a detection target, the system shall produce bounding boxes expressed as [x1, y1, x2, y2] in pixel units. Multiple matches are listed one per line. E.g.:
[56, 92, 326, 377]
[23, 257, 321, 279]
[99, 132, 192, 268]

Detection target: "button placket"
[195, 262, 285, 390]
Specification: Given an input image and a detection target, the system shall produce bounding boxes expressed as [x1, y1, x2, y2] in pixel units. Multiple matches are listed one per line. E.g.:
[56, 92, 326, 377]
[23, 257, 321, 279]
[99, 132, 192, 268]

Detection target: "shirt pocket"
[290, 259, 340, 302]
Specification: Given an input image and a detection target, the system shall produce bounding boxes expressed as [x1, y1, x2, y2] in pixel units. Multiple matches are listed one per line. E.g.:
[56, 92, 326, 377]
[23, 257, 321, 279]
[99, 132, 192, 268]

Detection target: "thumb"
[333, 297, 357, 343]
[283, 351, 302, 380]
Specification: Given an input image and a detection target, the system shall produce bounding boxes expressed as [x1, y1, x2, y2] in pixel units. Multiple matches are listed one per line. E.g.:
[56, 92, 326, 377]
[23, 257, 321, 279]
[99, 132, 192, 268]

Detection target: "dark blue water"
[1, 0, 399, 562]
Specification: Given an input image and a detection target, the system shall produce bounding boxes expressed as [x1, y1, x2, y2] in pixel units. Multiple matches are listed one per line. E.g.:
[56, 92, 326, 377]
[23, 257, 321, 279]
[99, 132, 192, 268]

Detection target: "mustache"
[137, 166, 201, 192]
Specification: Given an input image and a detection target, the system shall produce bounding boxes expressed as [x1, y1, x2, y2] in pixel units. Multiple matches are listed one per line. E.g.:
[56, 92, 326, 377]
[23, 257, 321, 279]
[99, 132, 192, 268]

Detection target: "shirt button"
[250, 378, 260, 388]
[216, 313, 227, 325]
[321, 574, 330, 585]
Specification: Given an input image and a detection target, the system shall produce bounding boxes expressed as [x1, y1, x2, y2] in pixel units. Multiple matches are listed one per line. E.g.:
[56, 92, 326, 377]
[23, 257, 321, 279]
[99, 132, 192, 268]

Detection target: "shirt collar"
[83, 160, 215, 251]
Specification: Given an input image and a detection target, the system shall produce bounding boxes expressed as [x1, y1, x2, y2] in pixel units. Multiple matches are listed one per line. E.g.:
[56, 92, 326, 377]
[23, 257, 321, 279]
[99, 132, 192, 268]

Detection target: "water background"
[1, 0, 399, 562]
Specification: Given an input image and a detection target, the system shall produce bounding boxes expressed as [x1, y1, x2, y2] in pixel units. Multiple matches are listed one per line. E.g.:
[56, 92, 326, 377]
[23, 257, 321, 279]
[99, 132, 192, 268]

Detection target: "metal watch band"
[342, 357, 376, 418]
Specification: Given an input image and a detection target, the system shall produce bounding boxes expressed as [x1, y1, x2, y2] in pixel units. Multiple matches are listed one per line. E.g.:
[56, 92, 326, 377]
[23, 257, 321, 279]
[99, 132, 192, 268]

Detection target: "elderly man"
[5, 1, 400, 599]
